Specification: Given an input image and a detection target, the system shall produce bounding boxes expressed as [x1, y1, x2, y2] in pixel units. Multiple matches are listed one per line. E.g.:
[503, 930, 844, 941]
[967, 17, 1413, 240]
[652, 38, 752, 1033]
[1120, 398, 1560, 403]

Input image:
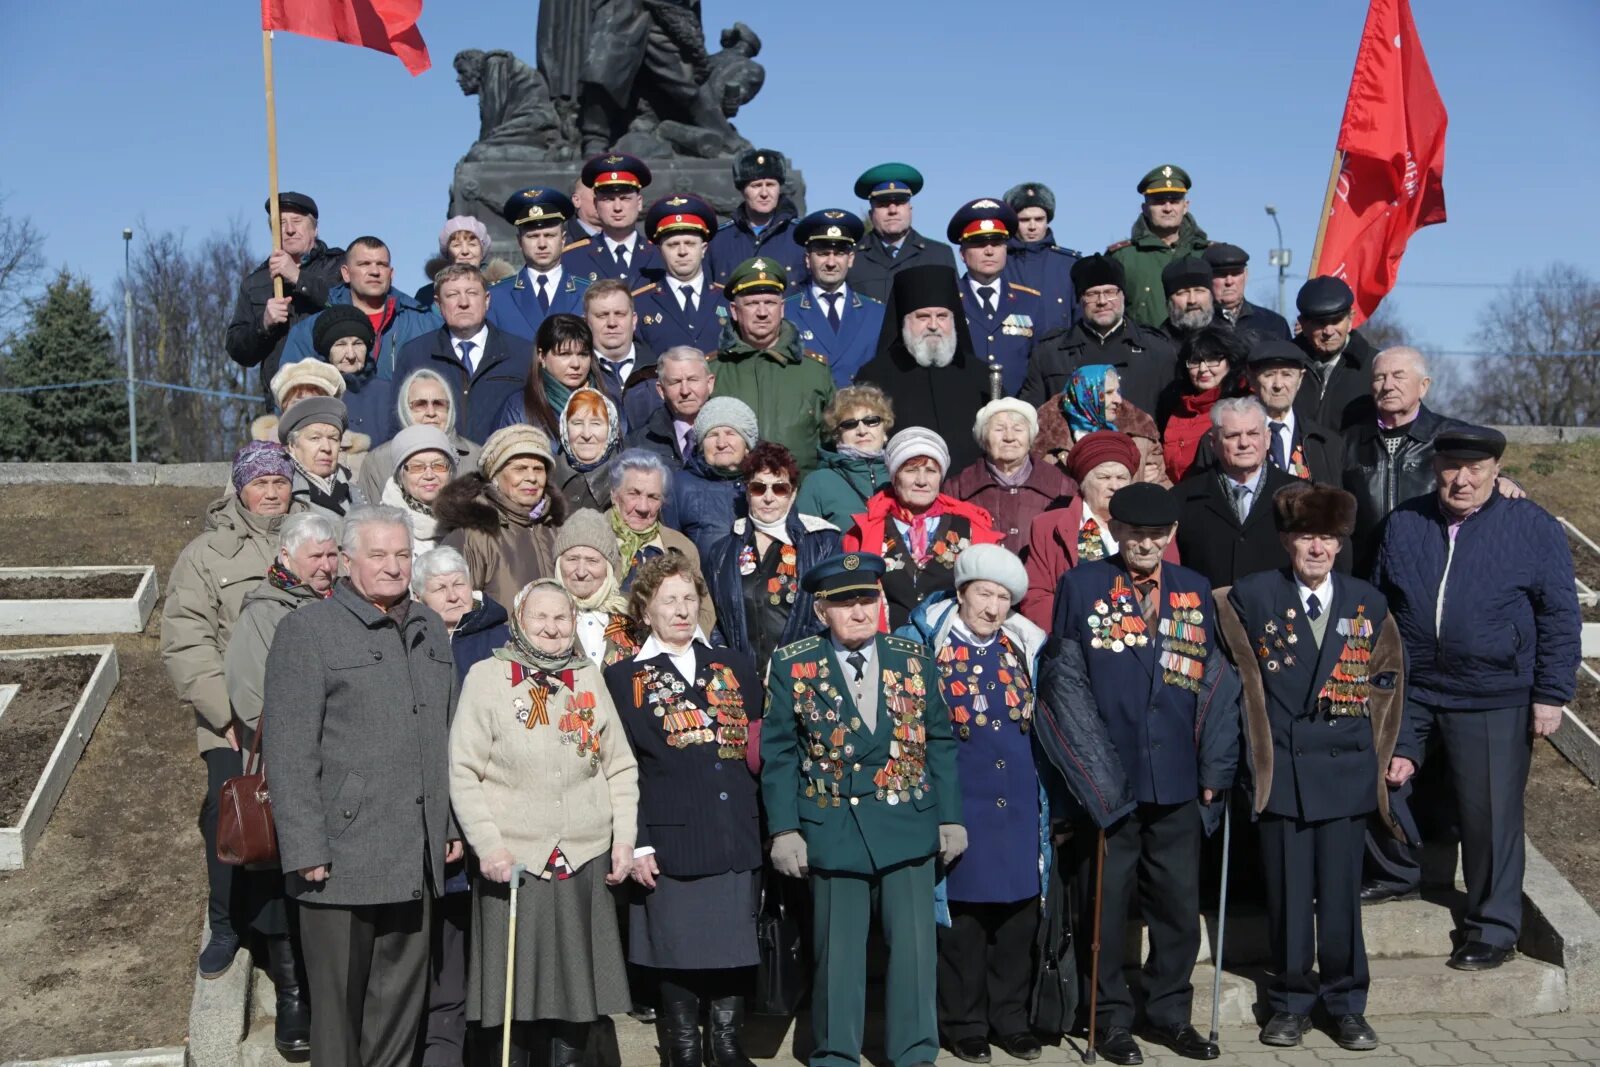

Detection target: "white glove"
[770, 831, 809, 878]
[939, 823, 968, 866]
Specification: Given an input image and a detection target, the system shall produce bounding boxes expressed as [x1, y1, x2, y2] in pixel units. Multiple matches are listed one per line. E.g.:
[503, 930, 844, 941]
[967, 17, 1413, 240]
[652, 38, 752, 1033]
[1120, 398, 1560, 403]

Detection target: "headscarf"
[558, 387, 621, 473]
[609, 505, 659, 569]
[1063, 364, 1119, 436]
[495, 579, 589, 674]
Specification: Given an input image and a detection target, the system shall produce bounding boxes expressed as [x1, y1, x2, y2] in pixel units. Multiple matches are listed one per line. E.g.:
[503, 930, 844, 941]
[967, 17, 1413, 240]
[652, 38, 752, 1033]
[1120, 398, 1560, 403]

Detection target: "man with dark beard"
[1157, 257, 1216, 347]
[854, 264, 991, 472]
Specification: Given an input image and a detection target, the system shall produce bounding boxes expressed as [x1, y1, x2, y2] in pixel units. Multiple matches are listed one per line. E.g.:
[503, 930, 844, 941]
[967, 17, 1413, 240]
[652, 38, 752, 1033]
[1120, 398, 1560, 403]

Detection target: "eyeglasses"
[748, 480, 793, 497]
[1184, 355, 1229, 368]
[403, 460, 451, 476]
[837, 416, 884, 432]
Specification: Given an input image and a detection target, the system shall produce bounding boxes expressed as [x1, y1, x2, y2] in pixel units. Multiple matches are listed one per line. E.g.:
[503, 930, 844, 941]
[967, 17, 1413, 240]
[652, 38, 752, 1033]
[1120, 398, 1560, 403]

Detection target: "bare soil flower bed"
[0, 653, 98, 824]
[0, 574, 144, 601]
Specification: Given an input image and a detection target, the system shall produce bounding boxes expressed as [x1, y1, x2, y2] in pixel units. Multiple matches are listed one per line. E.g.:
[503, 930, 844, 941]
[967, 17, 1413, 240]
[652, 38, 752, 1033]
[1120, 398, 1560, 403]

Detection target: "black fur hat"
[1273, 482, 1357, 537]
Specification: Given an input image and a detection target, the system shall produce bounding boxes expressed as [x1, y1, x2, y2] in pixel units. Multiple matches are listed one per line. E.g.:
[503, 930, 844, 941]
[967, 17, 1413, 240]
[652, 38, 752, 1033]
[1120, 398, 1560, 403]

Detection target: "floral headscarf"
[1062, 364, 1120, 436]
[559, 387, 621, 473]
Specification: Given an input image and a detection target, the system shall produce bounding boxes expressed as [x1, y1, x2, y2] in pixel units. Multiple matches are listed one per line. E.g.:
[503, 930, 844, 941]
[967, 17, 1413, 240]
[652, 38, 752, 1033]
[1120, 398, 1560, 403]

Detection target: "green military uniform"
[762, 569, 961, 1067]
[1107, 165, 1210, 329]
[713, 257, 835, 476]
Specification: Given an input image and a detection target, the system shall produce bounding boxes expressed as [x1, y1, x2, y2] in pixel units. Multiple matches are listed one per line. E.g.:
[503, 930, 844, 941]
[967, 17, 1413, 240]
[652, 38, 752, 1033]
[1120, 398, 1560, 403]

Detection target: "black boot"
[703, 997, 755, 1067]
[263, 935, 310, 1060]
[656, 980, 703, 1067]
[549, 1022, 588, 1067]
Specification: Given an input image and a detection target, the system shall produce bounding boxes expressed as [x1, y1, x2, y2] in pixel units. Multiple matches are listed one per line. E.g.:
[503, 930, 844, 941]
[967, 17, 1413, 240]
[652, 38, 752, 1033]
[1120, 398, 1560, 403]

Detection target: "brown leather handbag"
[216, 723, 279, 867]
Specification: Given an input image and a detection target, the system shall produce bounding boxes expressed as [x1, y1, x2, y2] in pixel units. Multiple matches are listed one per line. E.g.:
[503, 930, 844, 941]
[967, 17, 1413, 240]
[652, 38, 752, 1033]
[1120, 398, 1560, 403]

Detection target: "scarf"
[1178, 383, 1224, 417]
[494, 580, 590, 675]
[541, 366, 579, 424]
[559, 388, 622, 473]
[889, 496, 950, 564]
[293, 460, 351, 514]
[266, 558, 332, 598]
[609, 506, 659, 567]
[569, 562, 629, 615]
[986, 456, 1034, 489]
[749, 510, 793, 546]
[836, 445, 882, 462]
[382, 479, 439, 546]
[1064, 364, 1119, 435]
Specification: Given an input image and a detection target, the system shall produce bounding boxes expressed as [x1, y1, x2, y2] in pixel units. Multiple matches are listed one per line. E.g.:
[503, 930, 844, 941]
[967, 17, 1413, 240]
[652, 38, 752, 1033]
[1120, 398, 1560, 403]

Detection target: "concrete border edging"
[1, 1048, 187, 1067]
[0, 566, 157, 636]
[0, 463, 230, 488]
[184, 920, 253, 1067]
[1521, 837, 1600, 1012]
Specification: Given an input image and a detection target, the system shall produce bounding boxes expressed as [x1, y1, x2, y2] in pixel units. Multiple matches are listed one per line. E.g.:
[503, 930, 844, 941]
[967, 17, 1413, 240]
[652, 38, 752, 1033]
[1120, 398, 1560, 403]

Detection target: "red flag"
[1313, 0, 1447, 326]
[262, 0, 431, 76]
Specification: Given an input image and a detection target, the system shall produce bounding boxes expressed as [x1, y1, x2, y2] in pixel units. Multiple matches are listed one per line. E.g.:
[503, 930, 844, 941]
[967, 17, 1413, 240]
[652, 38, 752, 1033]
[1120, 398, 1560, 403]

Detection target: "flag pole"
[262, 28, 284, 300]
[1308, 149, 1345, 277]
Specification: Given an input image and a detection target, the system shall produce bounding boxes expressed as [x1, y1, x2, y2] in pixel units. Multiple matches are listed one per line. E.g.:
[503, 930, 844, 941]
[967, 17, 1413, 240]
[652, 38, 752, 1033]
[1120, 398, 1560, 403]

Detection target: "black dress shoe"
[949, 1036, 990, 1063]
[1359, 883, 1420, 905]
[1094, 1026, 1143, 1065]
[1333, 1013, 1379, 1051]
[1259, 1012, 1311, 1047]
[1448, 940, 1513, 971]
[994, 1032, 1041, 1061]
[197, 931, 240, 979]
[1144, 1023, 1218, 1060]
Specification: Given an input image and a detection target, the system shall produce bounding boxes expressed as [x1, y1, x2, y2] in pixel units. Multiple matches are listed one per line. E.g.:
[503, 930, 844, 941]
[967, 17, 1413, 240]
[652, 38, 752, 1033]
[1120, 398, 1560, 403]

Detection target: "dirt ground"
[0, 653, 98, 823]
[0, 572, 145, 600]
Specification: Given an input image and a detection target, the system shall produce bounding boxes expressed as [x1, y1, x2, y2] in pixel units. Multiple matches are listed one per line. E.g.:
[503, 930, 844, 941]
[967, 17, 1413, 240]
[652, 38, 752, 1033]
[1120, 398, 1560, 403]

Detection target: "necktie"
[846, 650, 867, 682]
[1231, 481, 1251, 521]
[535, 274, 550, 313]
[1134, 578, 1158, 624]
[977, 285, 997, 316]
[680, 284, 697, 317]
[885, 243, 899, 259]
[1268, 421, 1288, 470]
[1306, 593, 1322, 620]
[613, 243, 630, 272]
[825, 292, 842, 332]
[457, 339, 476, 372]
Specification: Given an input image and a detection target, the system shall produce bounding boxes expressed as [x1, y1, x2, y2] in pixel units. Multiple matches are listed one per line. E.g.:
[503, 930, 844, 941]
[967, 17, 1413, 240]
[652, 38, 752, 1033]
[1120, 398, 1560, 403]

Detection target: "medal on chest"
[1157, 591, 1206, 692]
[1255, 609, 1301, 672]
[1087, 576, 1147, 652]
[1319, 607, 1375, 717]
[1078, 516, 1107, 562]
[937, 635, 1033, 739]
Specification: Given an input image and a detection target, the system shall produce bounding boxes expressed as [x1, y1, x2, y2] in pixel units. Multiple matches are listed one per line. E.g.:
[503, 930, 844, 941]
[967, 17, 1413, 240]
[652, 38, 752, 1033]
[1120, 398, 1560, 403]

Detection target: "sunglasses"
[837, 416, 884, 432]
[748, 480, 793, 497]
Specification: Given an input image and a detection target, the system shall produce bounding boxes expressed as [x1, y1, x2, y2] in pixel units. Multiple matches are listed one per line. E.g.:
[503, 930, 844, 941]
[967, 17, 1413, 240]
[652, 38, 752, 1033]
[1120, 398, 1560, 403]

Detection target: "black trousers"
[936, 898, 1037, 1041]
[1071, 801, 1201, 1031]
[199, 747, 244, 939]
[1257, 813, 1368, 1016]
[300, 896, 433, 1067]
[424, 892, 471, 1067]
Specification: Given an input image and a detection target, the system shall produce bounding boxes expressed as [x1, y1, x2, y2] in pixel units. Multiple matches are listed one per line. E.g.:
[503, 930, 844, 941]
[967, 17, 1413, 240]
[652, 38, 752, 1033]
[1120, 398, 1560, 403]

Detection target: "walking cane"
[1208, 803, 1233, 1046]
[502, 862, 527, 1067]
[1082, 827, 1107, 1065]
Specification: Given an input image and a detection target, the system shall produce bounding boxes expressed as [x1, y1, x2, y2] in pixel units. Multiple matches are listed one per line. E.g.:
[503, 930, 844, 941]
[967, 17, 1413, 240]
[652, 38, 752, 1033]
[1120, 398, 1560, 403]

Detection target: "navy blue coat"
[1372, 490, 1581, 710]
[662, 451, 747, 562]
[593, 339, 659, 436]
[846, 228, 958, 304]
[562, 233, 662, 288]
[703, 513, 839, 662]
[448, 594, 510, 686]
[784, 286, 885, 387]
[334, 360, 397, 445]
[623, 404, 691, 468]
[634, 274, 728, 356]
[707, 204, 807, 292]
[961, 276, 1046, 397]
[1218, 299, 1292, 347]
[484, 268, 590, 342]
[278, 285, 443, 382]
[1004, 231, 1080, 336]
[393, 326, 531, 446]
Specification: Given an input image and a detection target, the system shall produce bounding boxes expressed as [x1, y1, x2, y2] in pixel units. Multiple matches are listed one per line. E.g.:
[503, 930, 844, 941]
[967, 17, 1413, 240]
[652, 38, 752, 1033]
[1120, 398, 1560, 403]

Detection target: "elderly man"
[227, 192, 346, 397]
[1035, 483, 1237, 1064]
[1157, 257, 1216, 346]
[563, 153, 662, 285]
[846, 162, 958, 302]
[395, 264, 531, 444]
[1002, 181, 1080, 335]
[486, 186, 592, 341]
[1292, 277, 1378, 432]
[949, 198, 1045, 397]
[1107, 166, 1211, 328]
[635, 193, 728, 357]
[355, 369, 483, 505]
[855, 264, 991, 472]
[278, 237, 441, 379]
[1372, 427, 1581, 970]
[1192, 342, 1341, 484]
[222, 511, 338, 1057]
[711, 257, 835, 476]
[625, 347, 715, 466]
[786, 209, 886, 388]
[604, 448, 716, 633]
[762, 552, 963, 1067]
[1019, 254, 1176, 416]
[162, 440, 293, 980]
[1214, 484, 1406, 1053]
[1203, 243, 1290, 345]
[264, 506, 463, 1066]
[708, 148, 806, 289]
[586, 278, 658, 429]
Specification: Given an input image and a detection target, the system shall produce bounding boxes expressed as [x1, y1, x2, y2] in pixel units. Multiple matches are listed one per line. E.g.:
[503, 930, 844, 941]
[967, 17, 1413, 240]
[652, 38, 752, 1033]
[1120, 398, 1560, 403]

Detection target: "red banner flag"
[261, 0, 431, 76]
[1313, 0, 1447, 326]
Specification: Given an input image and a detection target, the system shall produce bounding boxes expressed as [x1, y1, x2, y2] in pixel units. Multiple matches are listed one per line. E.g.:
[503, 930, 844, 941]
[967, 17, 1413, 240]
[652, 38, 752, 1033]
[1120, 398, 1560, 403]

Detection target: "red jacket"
[1019, 498, 1182, 631]
[843, 490, 1004, 631]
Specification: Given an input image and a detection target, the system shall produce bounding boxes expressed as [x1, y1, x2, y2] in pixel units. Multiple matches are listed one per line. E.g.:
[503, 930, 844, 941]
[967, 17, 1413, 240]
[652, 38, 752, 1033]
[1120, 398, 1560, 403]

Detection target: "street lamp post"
[1264, 205, 1291, 320]
[122, 228, 137, 464]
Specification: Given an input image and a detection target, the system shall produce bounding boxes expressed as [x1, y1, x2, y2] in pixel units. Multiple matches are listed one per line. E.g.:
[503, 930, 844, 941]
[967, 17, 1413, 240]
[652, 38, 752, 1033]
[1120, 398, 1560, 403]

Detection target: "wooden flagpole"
[262, 29, 284, 299]
[1308, 149, 1346, 277]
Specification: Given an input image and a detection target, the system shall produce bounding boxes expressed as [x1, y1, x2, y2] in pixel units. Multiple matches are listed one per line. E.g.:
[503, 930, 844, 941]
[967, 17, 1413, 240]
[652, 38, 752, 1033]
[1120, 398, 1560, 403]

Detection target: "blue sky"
[3, 0, 1597, 363]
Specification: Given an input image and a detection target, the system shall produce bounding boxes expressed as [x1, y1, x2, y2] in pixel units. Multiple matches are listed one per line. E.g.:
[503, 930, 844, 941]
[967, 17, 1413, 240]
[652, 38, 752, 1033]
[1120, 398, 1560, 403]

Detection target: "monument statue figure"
[453, 49, 569, 161]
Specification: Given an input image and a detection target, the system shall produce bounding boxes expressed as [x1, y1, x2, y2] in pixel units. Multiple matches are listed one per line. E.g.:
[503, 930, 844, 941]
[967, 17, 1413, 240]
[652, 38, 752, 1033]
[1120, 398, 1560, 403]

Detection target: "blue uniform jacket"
[1004, 231, 1080, 336]
[561, 234, 662, 288]
[392, 325, 532, 446]
[704, 513, 840, 659]
[784, 285, 886, 388]
[634, 274, 728, 356]
[485, 268, 590, 343]
[707, 204, 806, 292]
[279, 285, 442, 381]
[960, 276, 1045, 397]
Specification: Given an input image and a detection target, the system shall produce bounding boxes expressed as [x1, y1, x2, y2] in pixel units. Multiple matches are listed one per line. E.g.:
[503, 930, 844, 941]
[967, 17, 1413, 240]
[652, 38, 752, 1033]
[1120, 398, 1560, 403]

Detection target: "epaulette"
[857, 291, 884, 305]
[776, 635, 823, 661]
[1050, 245, 1084, 258]
[716, 219, 736, 231]
[884, 634, 930, 656]
[631, 282, 658, 298]
[804, 349, 829, 366]
[563, 237, 593, 254]
[709, 281, 725, 293]
[1105, 240, 1132, 253]
[1010, 282, 1042, 296]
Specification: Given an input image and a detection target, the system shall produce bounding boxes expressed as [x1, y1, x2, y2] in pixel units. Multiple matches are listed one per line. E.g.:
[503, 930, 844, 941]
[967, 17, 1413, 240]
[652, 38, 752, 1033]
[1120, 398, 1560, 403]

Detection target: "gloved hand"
[770, 831, 809, 878]
[939, 823, 968, 866]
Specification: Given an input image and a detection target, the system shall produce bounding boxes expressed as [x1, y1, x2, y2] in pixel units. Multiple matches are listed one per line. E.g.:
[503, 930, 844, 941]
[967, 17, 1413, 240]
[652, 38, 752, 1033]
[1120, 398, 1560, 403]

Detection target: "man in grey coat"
[263, 505, 463, 1067]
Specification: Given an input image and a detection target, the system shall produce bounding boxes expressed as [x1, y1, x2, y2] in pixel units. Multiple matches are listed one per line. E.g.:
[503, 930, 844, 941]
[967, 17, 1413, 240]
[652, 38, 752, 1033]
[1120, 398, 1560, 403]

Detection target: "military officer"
[1203, 243, 1290, 346]
[786, 209, 885, 388]
[708, 148, 806, 292]
[1002, 182, 1079, 335]
[949, 198, 1045, 397]
[846, 163, 958, 303]
[762, 552, 965, 1067]
[562, 152, 663, 285]
[1213, 484, 1406, 1053]
[1107, 165, 1211, 329]
[634, 194, 729, 356]
[485, 187, 592, 342]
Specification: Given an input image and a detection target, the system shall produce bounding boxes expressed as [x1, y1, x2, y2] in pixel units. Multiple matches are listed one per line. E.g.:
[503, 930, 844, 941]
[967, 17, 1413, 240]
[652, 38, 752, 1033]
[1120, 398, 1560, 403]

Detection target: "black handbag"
[750, 868, 809, 1017]
[1029, 851, 1079, 1034]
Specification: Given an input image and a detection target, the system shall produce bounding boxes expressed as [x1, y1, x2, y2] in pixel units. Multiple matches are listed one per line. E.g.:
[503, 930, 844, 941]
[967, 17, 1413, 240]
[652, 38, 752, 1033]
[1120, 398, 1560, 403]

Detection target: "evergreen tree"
[0, 271, 130, 461]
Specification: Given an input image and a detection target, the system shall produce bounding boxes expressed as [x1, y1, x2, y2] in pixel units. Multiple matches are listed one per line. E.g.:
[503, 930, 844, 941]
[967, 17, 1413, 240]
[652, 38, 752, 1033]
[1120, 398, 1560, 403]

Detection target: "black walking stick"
[1208, 802, 1233, 1046]
[1082, 827, 1107, 1064]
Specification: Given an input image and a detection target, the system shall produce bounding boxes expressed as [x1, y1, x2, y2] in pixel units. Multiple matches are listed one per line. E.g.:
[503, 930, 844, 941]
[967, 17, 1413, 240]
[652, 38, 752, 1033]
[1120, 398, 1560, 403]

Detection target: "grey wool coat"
[262, 580, 460, 906]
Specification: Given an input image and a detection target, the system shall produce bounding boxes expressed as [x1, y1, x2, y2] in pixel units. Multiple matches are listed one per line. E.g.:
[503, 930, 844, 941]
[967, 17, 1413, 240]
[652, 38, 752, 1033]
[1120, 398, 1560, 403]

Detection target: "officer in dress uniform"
[1106, 166, 1211, 330]
[949, 199, 1044, 398]
[846, 163, 958, 303]
[634, 194, 729, 355]
[1002, 183, 1080, 336]
[563, 153, 663, 285]
[1213, 484, 1406, 1053]
[762, 552, 966, 1067]
[786, 210, 886, 388]
[486, 187, 592, 342]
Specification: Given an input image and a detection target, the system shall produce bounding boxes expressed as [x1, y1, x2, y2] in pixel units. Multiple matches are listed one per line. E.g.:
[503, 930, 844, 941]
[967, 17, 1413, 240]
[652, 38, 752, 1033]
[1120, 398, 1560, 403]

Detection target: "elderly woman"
[309, 304, 395, 443]
[355, 368, 483, 506]
[554, 386, 623, 511]
[607, 449, 719, 636]
[279, 396, 362, 517]
[1158, 325, 1248, 484]
[704, 442, 841, 674]
[1019, 431, 1179, 630]
[416, 215, 511, 305]
[555, 508, 642, 668]
[437, 424, 568, 609]
[797, 383, 893, 530]
[843, 427, 1003, 630]
[495, 313, 606, 437]
[601, 555, 764, 1067]
[896, 545, 1051, 1066]
[666, 396, 761, 562]
[1033, 364, 1170, 487]
[451, 580, 639, 1067]
[381, 424, 457, 557]
[945, 398, 1077, 554]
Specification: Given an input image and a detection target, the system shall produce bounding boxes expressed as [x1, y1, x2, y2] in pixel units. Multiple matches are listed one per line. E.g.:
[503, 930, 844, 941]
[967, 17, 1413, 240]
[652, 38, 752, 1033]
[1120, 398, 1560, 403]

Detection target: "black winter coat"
[1174, 465, 1351, 588]
[1341, 404, 1467, 577]
[1294, 328, 1378, 431]
[855, 340, 991, 472]
[703, 513, 840, 668]
[1018, 318, 1178, 417]
[448, 595, 510, 686]
[226, 239, 346, 396]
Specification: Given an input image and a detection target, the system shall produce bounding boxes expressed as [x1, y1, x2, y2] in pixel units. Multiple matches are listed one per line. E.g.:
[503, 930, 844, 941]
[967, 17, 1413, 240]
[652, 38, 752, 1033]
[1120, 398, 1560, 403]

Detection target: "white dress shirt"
[672, 272, 705, 312]
[524, 263, 565, 297]
[1268, 409, 1298, 462]
[450, 324, 488, 373]
[1296, 573, 1333, 616]
[967, 275, 1004, 309]
[607, 232, 641, 264]
[637, 631, 707, 683]
[812, 283, 849, 317]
